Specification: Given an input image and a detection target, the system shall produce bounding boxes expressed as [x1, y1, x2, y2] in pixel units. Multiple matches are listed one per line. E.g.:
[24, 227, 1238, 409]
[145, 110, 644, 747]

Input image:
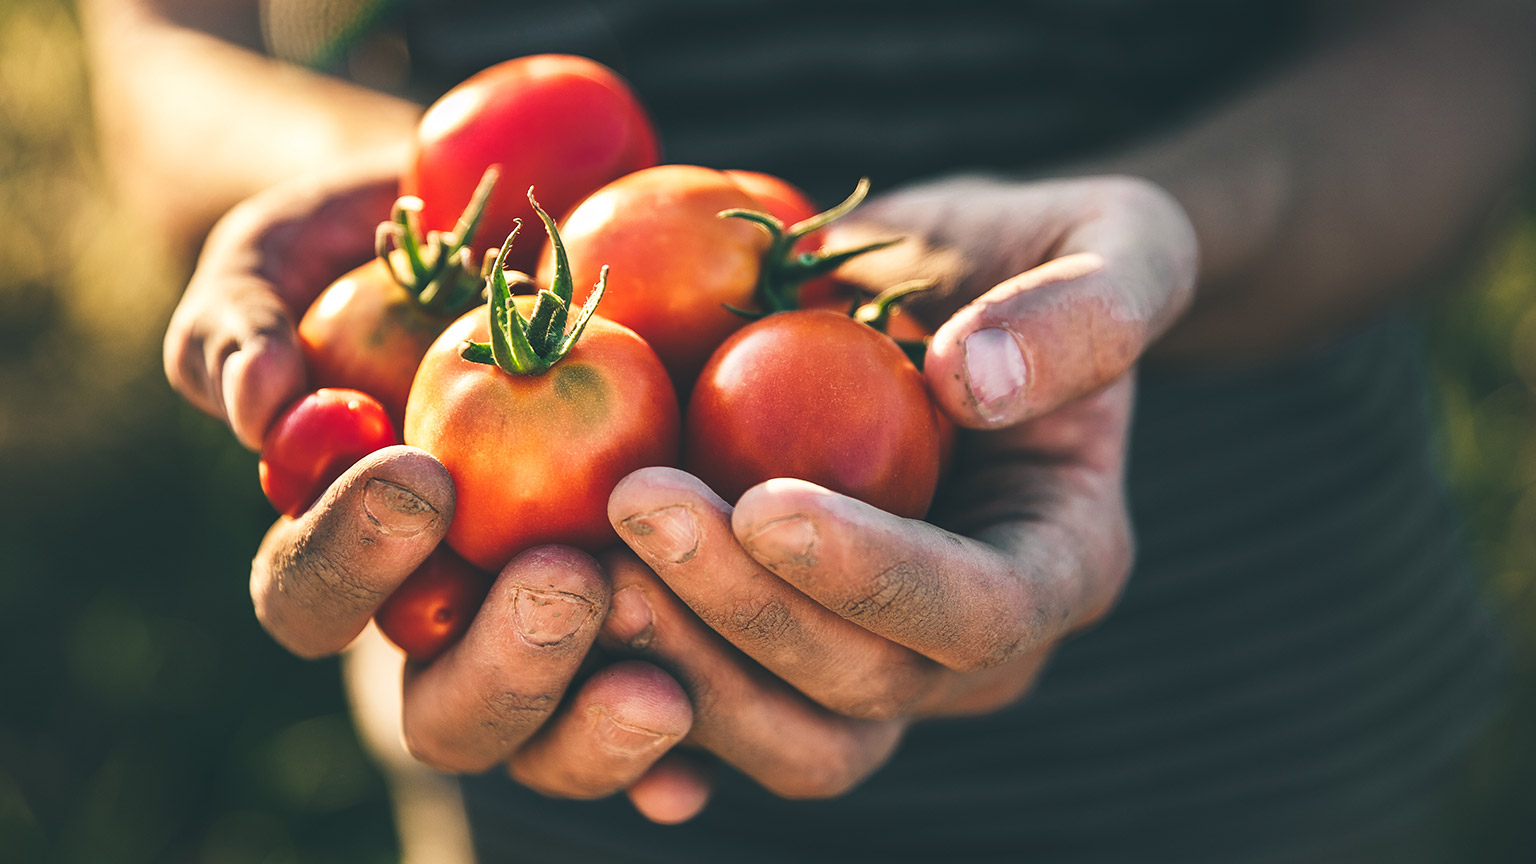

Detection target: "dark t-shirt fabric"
[266, 1, 1506, 860]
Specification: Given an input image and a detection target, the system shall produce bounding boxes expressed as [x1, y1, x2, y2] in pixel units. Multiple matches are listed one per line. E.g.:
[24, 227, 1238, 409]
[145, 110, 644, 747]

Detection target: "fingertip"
[252, 447, 455, 659]
[584, 661, 693, 742]
[347, 446, 457, 528]
[627, 752, 713, 825]
[608, 467, 729, 528]
[225, 333, 308, 449]
[731, 478, 851, 540]
[925, 317, 1030, 430]
[499, 543, 606, 589]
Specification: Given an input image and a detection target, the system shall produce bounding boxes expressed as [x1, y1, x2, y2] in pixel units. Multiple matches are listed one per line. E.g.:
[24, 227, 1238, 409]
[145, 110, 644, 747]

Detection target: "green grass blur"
[0, 3, 396, 862]
[0, 2, 1531, 862]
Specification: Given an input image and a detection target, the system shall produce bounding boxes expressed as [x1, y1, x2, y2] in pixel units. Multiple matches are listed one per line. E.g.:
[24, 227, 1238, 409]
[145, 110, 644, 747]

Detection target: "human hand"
[829, 173, 1196, 428]
[166, 170, 705, 821]
[163, 160, 406, 449]
[597, 174, 1194, 802]
[248, 445, 703, 822]
[605, 376, 1130, 799]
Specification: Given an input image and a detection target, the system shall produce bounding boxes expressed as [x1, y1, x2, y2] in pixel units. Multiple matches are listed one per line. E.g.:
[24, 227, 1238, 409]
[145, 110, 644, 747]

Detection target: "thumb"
[923, 178, 1197, 428]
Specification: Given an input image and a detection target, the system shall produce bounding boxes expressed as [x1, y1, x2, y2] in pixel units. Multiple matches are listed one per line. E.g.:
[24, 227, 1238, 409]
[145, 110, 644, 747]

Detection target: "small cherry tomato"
[375, 546, 493, 662]
[259, 388, 399, 517]
[403, 54, 659, 273]
[685, 310, 946, 519]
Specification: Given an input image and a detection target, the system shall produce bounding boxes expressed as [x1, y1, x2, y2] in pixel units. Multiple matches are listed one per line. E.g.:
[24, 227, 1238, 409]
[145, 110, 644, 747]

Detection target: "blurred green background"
[0, 1, 1532, 862]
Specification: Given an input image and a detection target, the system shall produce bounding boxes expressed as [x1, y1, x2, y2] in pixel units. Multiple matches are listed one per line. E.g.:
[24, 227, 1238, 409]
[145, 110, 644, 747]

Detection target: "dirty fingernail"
[963, 328, 1027, 423]
[514, 589, 593, 647]
[605, 587, 655, 649]
[592, 707, 674, 757]
[742, 514, 818, 570]
[363, 479, 438, 535]
[620, 506, 699, 564]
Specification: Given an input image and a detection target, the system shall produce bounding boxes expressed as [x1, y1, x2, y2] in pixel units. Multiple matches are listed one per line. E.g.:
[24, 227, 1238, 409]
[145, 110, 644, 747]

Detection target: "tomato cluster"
[255, 54, 951, 662]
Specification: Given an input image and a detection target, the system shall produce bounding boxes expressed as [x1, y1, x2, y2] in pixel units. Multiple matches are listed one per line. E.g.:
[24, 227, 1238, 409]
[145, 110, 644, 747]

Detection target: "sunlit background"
[0, 1, 1532, 862]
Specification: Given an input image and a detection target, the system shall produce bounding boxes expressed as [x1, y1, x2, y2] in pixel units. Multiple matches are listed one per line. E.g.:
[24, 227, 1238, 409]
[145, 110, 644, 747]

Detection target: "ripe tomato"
[403, 54, 659, 273]
[685, 310, 946, 519]
[546, 167, 893, 386]
[375, 546, 493, 662]
[406, 201, 679, 571]
[298, 255, 452, 425]
[299, 179, 495, 426]
[541, 164, 769, 385]
[259, 388, 399, 517]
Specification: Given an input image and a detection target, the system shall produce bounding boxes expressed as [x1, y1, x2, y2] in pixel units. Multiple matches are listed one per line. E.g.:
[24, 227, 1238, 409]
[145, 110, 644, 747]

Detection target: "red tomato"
[375, 546, 493, 662]
[685, 310, 946, 519]
[298, 255, 453, 427]
[541, 164, 769, 385]
[403, 55, 659, 273]
[259, 388, 399, 517]
[547, 168, 895, 386]
[405, 299, 679, 571]
[299, 181, 496, 426]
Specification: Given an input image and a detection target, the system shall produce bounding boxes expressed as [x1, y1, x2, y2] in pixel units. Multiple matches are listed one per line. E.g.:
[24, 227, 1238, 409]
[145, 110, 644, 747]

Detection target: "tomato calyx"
[460, 188, 608, 375]
[377, 166, 500, 319]
[719, 178, 901, 315]
[851, 279, 936, 368]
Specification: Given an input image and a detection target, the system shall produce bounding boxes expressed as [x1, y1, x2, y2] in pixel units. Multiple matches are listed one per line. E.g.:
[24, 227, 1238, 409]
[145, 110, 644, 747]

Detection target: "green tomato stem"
[459, 190, 608, 376]
[721, 177, 902, 314]
[376, 166, 501, 318]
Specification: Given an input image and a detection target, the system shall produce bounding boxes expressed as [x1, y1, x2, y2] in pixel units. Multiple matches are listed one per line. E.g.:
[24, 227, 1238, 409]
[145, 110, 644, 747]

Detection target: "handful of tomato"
[255, 54, 951, 661]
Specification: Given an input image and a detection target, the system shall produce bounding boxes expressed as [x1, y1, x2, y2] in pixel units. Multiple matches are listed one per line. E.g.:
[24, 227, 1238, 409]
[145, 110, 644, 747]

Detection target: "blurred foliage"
[0, 1, 395, 862]
[0, 1, 1532, 862]
[1429, 205, 1536, 861]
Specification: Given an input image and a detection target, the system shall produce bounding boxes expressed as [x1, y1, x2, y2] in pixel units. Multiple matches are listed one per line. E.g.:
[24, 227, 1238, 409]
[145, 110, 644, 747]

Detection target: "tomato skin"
[375, 546, 492, 662]
[405, 300, 679, 571]
[685, 310, 945, 519]
[259, 388, 399, 517]
[404, 55, 659, 273]
[540, 165, 770, 385]
[298, 255, 456, 427]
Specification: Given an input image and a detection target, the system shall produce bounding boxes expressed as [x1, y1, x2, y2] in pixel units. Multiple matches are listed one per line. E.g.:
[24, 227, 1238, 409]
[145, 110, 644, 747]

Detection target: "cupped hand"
[163, 160, 404, 449]
[250, 444, 704, 822]
[606, 375, 1131, 799]
[829, 173, 1196, 428]
[169, 169, 705, 821]
[600, 173, 1194, 801]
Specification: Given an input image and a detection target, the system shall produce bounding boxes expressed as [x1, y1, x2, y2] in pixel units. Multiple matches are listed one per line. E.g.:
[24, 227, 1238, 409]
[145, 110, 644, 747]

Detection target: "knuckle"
[766, 739, 866, 800]
[839, 560, 941, 627]
[404, 690, 552, 775]
[827, 660, 927, 722]
[249, 524, 391, 659]
[507, 759, 607, 801]
[480, 688, 558, 730]
[402, 725, 488, 775]
[1080, 518, 1135, 628]
[723, 595, 800, 644]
